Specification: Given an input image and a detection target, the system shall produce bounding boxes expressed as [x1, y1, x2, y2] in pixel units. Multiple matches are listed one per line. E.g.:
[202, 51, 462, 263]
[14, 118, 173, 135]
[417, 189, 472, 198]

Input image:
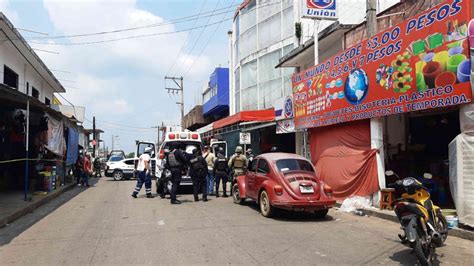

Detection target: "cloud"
[0, 0, 19, 23]
[36, 0, 227, 152]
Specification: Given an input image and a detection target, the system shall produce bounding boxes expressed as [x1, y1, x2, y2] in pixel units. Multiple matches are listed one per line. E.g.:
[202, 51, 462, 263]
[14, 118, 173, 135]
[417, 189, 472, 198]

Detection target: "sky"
[0, 0, 399, 153]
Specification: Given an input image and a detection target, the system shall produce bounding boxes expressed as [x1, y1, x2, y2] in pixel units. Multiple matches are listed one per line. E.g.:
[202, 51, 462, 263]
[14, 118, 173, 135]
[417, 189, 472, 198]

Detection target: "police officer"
[214, 147, 229, 197]
[132, 147, 153, 198]
[157, 150, 171, 199]
[246, 148, 255, 167]
[189, 148, 208, 202]
[166, 143, 188, 204]
[228, 146, 247, 184]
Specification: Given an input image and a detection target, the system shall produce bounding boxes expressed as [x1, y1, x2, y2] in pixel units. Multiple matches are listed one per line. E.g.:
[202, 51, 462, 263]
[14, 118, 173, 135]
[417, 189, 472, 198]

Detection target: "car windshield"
[109, 156, 123, 162]
[275, 159, 315, 173]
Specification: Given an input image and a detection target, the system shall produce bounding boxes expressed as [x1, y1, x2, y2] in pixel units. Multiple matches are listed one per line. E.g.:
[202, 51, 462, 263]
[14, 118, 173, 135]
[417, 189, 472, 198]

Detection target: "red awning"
[213, 109, 275, 129]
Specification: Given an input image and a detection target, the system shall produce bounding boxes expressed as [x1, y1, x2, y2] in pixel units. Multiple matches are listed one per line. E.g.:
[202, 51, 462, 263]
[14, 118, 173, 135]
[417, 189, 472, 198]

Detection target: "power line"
[27, 18, 233, 46]
[165, 0, 208, 77]
[183, 0, 236, 77]
[172, 0, 221, 76]
[21, 3, 241, 40]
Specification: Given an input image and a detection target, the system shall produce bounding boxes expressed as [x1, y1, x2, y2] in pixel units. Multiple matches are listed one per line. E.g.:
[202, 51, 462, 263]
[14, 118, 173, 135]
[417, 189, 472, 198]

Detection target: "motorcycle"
[386, 170, 448, 266]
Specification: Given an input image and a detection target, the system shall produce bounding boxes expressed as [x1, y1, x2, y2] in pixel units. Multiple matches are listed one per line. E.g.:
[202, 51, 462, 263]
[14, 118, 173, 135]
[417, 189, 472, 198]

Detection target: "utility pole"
[111, 134, 114, 151]
[366, 0, 377, 37]
[164, 76, 184, 121]
[92, 116, 96, 158]
[151, 123, 162, 145]
[367, 0, 385, 193]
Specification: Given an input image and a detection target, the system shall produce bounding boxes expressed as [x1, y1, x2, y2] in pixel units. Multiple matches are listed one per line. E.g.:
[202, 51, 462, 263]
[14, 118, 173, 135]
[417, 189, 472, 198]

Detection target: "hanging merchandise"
[45, 115, 66, 156]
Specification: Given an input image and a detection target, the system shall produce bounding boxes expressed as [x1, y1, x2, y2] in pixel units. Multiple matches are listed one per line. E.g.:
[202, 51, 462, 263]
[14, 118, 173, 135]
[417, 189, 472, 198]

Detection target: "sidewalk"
[338, 205, 474, 241]
[0, 182, 76, 228]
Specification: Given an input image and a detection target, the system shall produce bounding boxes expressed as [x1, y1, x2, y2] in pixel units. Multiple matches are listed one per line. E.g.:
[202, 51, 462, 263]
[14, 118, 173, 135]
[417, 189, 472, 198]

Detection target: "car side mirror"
[385, 170, 394, 176]
[423, 173, 433, 179]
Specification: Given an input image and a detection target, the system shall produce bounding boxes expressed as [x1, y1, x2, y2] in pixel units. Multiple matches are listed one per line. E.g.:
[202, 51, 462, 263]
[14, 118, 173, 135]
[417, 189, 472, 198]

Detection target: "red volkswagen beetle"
[232, 153, 335, 218]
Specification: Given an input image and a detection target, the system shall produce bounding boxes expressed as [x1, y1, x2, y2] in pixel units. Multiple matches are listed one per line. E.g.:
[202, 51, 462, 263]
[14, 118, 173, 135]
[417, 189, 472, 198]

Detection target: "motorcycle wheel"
[414, 235, 433, 266]
[434, 211, 448, 247]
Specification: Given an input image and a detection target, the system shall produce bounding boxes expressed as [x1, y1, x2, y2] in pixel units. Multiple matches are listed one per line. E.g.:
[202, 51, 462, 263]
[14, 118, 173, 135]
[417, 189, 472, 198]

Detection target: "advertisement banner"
[293, 0, 472, 130]
[276, 119, 295, 134]
[274, 95, 294, 121]
[303, 0, 338, 20]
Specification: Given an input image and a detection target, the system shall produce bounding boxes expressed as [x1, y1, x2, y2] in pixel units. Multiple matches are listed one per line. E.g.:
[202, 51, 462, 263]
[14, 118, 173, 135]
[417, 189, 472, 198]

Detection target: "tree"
[126, 152, 135, 158]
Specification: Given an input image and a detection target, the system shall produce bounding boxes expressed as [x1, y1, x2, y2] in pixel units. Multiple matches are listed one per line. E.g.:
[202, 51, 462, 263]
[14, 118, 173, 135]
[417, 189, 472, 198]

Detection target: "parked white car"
[105, 158, 137, 181]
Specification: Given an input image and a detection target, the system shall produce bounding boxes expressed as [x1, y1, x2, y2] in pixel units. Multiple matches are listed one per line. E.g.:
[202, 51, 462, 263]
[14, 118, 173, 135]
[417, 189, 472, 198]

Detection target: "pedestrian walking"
[131, 147, 154, 198]
[214, 147, 229, 197]
[202, 145, 216, 195]
[228, 146, 247, 184]
[82, 154, 91, 187]
[75, 155, 83, 185]
[93, 157, 102, 177]
[189, 148, 208, 202]
[166, 143, 188, 204]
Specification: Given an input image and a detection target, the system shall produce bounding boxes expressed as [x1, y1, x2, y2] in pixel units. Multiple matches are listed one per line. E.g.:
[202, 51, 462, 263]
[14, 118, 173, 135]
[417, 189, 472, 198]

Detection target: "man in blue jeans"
[202, 146, 216, 195]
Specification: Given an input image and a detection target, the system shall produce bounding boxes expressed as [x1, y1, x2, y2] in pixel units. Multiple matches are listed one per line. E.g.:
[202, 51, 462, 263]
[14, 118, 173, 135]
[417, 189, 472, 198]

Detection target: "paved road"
[1, 178, 473, 265]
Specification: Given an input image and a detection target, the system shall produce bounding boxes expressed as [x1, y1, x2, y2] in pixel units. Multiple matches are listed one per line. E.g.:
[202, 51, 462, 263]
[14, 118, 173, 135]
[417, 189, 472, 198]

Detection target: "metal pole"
[24, 100, 29, 201]
[180, 77, 184, 121]
[92, 116, 96, 157]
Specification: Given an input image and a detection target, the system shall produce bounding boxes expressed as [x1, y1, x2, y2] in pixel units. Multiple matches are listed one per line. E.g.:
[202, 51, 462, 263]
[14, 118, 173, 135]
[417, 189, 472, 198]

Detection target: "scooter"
[386, 170, 448, 266]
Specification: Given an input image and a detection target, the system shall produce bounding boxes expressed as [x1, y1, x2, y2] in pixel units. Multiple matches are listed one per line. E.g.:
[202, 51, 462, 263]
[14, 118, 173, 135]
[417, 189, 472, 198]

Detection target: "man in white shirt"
[203, 146, 216, 195]
[132, 147, 154, 198]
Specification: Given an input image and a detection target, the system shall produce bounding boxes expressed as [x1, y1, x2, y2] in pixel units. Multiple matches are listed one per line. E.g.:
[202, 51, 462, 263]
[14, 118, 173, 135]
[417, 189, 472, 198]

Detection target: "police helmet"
[235, 146, 243, 153]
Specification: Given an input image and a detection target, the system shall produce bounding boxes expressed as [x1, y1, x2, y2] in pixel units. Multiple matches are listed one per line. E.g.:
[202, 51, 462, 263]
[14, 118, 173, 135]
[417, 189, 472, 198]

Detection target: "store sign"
[239, 132, 251, 145]
[276, 119, 295, 134]
[303, 0, 338, 20]
[292, 0, 472, 130]
[274, 95, 294, 120]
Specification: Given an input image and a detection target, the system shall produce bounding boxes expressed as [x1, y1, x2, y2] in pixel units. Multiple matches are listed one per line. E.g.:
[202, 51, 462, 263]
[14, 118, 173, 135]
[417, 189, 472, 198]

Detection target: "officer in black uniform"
[214, 147, 229, 197]
[189, 148, 208, 202]
[165, 143, 188, 204]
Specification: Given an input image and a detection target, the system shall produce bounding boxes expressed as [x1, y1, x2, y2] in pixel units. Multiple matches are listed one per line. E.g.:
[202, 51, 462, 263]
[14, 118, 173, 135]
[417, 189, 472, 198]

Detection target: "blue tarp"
[66, 127, 79, 165]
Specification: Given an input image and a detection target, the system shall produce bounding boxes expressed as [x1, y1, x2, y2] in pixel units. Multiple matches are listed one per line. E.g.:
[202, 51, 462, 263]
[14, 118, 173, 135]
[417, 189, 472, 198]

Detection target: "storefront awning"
[213, 109, 275, 129]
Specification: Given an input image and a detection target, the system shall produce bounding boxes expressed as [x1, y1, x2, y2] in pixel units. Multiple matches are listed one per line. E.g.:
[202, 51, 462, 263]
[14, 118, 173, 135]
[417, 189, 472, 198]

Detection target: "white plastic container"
[446, 215, 459, 229]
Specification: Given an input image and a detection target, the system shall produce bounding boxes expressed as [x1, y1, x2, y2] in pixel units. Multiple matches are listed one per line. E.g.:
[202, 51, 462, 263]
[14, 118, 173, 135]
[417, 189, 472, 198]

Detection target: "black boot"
[146, 194, 154, 198]
[223, 192, 228, 198]
[203, 197, 208, 202]
[131, 193, 137, 198]
[194, 196, 199, 202]
[171, 199, 182, 204]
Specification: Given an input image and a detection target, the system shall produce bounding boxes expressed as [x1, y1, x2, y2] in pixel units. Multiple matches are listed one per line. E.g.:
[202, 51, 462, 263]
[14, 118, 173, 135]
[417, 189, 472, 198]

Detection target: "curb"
[362, 207, 474, 242]
[0, 182, 76, 229]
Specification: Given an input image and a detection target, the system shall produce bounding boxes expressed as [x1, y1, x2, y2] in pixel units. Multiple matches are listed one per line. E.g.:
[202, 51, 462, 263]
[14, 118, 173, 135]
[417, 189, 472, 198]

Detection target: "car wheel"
[259, 190, 274, 218]
[314, 209, 329, 219]
[233, 183, 244, 205]
[113, 170, 124, 181]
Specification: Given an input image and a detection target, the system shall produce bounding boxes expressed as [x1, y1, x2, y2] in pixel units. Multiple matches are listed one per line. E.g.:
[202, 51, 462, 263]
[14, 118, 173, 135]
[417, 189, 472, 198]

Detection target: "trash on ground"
[339, 196, 372, 213]
[157, 220, 165, 226]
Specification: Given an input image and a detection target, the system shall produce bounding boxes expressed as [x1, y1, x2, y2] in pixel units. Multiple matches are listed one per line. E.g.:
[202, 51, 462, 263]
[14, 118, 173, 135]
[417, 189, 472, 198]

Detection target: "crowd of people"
[73, 153, 103, 188]
[131, 144, 256, 205]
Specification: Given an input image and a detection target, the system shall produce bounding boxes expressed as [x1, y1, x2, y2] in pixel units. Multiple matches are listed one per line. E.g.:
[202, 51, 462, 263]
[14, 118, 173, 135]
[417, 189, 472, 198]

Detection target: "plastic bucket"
[446, 215, 459, 229]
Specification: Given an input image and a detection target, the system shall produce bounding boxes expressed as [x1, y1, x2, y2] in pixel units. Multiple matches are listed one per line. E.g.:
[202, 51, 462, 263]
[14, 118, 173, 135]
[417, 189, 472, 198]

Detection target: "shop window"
[45, 97, 51, 106]
[3, 65, 19, 89]
[32, 87, 39, 99]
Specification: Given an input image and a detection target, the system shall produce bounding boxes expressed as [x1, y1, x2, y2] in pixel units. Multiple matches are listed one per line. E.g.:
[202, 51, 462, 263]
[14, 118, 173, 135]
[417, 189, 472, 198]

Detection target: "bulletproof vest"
[167, 150, 181, 168]
[215, 157, 227, 171]
[233, 154, 245, 168]
[190, 156, 206, 176]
